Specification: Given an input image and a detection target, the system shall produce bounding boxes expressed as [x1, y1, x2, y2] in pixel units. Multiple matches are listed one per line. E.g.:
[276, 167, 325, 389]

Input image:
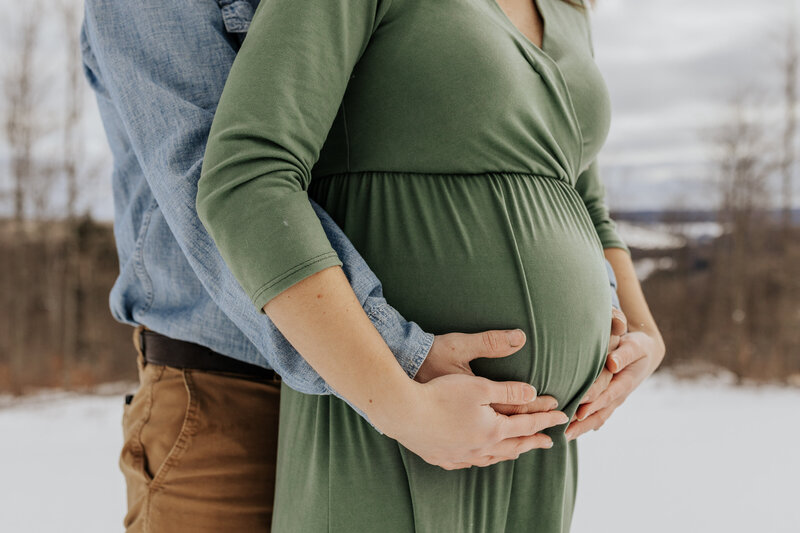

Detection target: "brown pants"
[120, 328, 281, 532]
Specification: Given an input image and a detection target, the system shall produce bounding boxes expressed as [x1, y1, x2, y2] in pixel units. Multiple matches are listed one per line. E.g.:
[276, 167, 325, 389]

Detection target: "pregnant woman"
[198, 0, 664, 530]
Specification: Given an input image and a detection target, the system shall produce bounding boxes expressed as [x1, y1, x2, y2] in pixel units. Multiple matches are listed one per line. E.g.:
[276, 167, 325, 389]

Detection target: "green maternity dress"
[198, 0, 630, 531]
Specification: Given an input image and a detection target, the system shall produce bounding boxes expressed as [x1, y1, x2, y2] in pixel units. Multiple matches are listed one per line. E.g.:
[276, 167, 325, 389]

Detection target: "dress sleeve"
[197, 0, 392, 312]
[574, 159, 630, 253]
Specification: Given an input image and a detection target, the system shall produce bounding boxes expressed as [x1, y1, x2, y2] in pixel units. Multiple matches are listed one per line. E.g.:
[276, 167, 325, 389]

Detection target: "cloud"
[591, 0, 795, 208]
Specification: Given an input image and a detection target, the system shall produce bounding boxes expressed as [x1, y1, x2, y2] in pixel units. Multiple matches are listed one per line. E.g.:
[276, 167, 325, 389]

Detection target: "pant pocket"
[143, 369, 199, 491]
[121, 366, 199, 491]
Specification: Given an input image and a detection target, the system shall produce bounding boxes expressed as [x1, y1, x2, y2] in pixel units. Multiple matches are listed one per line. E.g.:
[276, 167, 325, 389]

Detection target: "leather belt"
[137, 327, 280, 382]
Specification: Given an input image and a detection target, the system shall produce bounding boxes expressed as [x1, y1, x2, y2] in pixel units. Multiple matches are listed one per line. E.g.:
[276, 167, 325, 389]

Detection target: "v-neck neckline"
[489, 0, 552, 58]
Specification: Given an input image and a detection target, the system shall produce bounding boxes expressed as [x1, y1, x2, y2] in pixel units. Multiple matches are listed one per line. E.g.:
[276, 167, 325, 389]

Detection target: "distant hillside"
[611, 208, 800, 225]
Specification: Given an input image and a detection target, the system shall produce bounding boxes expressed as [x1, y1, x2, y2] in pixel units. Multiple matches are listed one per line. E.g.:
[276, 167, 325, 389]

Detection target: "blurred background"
[0, 0, 798, 531]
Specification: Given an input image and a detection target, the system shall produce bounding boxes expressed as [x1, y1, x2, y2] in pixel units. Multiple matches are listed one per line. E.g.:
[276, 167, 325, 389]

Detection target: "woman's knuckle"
[504, 382, 518, 403]
[483, 330, 504, 352]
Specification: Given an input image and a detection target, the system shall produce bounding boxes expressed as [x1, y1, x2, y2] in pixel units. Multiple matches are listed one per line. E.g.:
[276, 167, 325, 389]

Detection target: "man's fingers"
[610, 307, 628, 336]
[492, 394, 558, 415]
[606, 337, 646, 373]
[500, 410, 568, 439]
[467, 329, 527, 360]
[483, 379, 537, 405]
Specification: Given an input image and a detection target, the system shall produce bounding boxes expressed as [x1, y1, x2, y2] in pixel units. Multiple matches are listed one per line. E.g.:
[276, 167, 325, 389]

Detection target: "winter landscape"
[2, 0, 799, 531]
[2, 370, 799, 533]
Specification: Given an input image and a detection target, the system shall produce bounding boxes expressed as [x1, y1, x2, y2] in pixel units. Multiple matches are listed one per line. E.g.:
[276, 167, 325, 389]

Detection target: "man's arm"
[80, 0, 432, 402]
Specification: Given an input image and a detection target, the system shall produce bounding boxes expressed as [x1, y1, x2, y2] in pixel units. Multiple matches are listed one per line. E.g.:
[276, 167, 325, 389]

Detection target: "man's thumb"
[468, 329, 526, 360]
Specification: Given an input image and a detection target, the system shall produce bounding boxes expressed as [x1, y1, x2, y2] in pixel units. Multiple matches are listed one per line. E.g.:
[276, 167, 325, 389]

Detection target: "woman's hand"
[378, 374, 568, 470]
[564, 329, 665, 440]
[564, 247, 667, 441]
[263, 266, 567, 471]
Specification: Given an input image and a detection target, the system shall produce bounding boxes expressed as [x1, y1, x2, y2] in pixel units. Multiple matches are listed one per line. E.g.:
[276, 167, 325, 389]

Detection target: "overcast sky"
[0, 0, 796, 218]
[592, 0, 792, 210]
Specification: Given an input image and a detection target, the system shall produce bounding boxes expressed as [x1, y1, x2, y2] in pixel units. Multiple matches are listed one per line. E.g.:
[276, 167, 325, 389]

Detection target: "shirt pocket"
[217, 0, 254, 48]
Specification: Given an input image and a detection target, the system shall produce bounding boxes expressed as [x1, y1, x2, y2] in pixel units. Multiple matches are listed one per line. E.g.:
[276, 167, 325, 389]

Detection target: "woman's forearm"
[262, 264, 418, 427]
[604, 247, 666, 372]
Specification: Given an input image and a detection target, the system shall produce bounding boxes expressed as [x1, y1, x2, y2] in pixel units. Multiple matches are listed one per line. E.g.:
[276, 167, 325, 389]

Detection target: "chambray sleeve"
[196, 0, 393, 310]
[81, 0, 432, 405]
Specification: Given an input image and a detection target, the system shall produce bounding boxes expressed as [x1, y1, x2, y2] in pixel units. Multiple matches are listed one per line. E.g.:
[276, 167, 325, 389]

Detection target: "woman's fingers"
[607, 334, 621, 354]
[574, 368, 613, 416]
[610, 306, 628, 336]
[438, 461, 474, 471]
[439, 432, 553, 470]
[500, 409, 568, 439]
[476, 433, 557, 468]
[474, 434, 555, 467]
[492, 394, 558, 415]
[482, 379, 538, 405]
[574, 369, 635, 423]
[565, 399, 623, 441]
[606, 336, 647, 373]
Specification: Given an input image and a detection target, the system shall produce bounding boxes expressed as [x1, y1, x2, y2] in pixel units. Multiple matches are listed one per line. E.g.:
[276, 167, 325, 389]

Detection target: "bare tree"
[2, 3, 44, 222]
[59, 0, 87, 220]
[715, 94, 773, 235]
[709, 90, 779, 378]
[780, 14, 798, 231]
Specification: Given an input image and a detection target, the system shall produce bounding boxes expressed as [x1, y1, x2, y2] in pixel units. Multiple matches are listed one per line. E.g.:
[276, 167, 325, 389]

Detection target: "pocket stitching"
[128, 365, 164, 483]
[147, 370, 199, 492]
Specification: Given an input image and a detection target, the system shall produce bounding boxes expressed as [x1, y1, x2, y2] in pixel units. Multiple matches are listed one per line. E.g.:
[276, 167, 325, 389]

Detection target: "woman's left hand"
[564, 329, 665, 441]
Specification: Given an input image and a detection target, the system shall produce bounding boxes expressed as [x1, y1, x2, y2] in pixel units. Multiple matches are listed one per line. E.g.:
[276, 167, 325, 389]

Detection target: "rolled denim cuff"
[605, 259, 621, 310]
[364, 297, 435, 380]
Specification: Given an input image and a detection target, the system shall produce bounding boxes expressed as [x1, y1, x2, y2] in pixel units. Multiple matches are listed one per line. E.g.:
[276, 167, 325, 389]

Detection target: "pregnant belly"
[309, 171, 612, 409]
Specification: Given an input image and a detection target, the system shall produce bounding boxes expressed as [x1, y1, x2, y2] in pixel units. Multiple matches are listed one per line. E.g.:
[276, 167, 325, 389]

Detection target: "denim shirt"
[80, 0, 619, 412]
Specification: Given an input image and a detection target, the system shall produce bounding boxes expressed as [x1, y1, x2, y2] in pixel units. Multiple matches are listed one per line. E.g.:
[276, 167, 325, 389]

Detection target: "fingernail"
[551, 399, 559, 409]
[578, 412, 587, 421]
[545, 439, 554, 448]
[564, 431, 573, 441]
[558, 412, 569, 424]
[611, 355, 620, 369]
[507, 329, 525, 347]
[524, 385, 537, 401]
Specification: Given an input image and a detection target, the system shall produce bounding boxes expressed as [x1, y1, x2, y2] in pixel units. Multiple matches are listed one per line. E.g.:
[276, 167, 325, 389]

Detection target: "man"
[80, 0, 630, 530]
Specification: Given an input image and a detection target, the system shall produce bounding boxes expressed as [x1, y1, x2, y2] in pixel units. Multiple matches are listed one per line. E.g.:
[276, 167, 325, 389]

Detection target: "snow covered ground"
[1, 373, 798, 533]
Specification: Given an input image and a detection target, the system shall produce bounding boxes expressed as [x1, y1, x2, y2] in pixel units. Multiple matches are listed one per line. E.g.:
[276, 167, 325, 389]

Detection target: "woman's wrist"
[262, 265, 425, 431]
[364, 377, 423, 437]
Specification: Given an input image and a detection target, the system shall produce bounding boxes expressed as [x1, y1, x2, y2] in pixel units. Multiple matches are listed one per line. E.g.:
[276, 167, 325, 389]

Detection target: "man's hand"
[564, 330, 665, 440]
[414, 329, 526, 383]
[415, 329, 561, 416]
[379, 374, 568, 470]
